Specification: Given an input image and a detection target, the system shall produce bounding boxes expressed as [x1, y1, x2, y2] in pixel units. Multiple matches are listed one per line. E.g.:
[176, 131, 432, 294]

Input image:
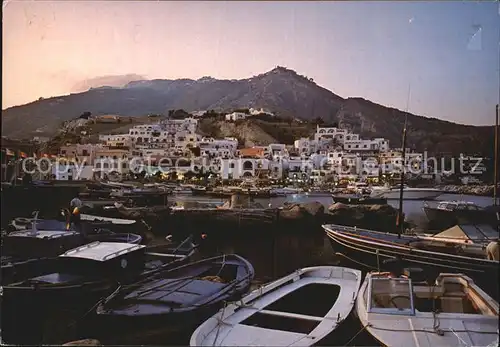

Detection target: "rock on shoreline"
[63, 339, 102, 346]
[439, 185, 496, 197]
[326, 202, 404, 233]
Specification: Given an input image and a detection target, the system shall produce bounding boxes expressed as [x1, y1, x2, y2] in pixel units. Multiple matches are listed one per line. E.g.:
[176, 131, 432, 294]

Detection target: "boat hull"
[323, 225, 499, 299]
[332, 195, 387, 205]
[355, 272, 499, 347]
[92, 254, 254, 344]
[423, 206, 498, 229]
[1, 239, 196, 344]
[371, 189, 442, 200]
[1, 270, 119, 345]
[190, 266, 362, 346]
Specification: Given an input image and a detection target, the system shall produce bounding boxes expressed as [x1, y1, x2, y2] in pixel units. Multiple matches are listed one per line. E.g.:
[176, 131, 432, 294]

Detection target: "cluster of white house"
[52, 117, 430, 182]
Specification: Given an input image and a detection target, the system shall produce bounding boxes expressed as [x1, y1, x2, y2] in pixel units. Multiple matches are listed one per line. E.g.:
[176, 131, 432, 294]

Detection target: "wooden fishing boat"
[1, 228, 84, 260]
[1, 237, 197, 345]
[322, 224, 499, 299]
[1, 235, 196, 286]
[423, 200, 498, 229]
[356, 271, 499, 347]
[10, 212, 141, 234]
[93, 254, 254, 344]
[84, 230, 142, 244]
[190, 266, 361, 346]
[1, 242, 146, 345]
[3, 218, 143, 261]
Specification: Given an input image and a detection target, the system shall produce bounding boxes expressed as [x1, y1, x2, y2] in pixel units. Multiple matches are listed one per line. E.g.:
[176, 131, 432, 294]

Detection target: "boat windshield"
[368, 276, 415, 315]
[461, 225, 498, 241]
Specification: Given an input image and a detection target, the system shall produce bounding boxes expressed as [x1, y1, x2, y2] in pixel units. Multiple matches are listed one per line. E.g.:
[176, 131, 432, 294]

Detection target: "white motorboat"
[356, 271, 499, 347]
[370, 184, 443, 200]
[172, 185, 194, 194]
[190, 266, 362, 346]
[270, 187, 303, 196]
[347, 182, 370, 195]
[80, 213, 137, 225]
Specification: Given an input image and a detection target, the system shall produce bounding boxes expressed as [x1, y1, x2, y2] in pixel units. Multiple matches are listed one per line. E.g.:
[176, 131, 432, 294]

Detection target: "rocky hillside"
[1, 66, 495, 156]
[197, 114, 315, 148]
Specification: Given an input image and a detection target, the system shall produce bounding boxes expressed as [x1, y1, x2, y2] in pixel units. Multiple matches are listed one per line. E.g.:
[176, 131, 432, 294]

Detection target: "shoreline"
[438, 185, 497, 198]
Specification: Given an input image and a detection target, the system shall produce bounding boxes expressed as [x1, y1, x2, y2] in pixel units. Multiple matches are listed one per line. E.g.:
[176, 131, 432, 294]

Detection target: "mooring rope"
[213, 301, 228, 346]
[335, 252, 379, 270]
[368, 324, 496, 335]
[450, 327, 470, 346]
[342, 323, 371, 346]
[216, 254, 226, 277]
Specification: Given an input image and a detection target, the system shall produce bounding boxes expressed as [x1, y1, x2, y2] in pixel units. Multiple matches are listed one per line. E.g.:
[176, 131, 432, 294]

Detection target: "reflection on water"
[157, 229, 381, 346]
[196, 230, 337, 283]
[171, 193, 495, 229]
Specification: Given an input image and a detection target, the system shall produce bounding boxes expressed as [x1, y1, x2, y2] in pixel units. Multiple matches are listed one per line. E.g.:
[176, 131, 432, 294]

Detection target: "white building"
[344, 138, 389, 152]
[326, 151, 344, 169]
[314, 126, 348, 143]
[225, 112, 248, 121]
[139, 148, 168, 158]
[191, 111, 207, 118]
[360, 157, 380, 178]
[294, 138, 312, 154]
[160, 118, 198, 133]
[99, 134, 132, 147]
[128, 124, 172, 146]
[51, 163, 94, 180]
[309, 153, 328, 170]
[220, 158, 258, 179]
[198, 137, 238, 158]
[249, 108, 274, 116]
[379, 151, 423, 175]
[219, 158, 284, 180]
[266, 144, 288, 158]
[174, 131, 202, 150]
[310, 169, 334, 184]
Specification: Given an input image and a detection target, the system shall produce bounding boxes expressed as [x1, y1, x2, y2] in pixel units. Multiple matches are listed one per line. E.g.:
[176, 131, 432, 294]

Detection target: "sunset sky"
[3, 1, 499, 125]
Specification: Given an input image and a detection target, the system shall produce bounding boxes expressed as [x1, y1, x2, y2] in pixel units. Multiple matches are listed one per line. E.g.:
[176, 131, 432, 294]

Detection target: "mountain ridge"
[1, 67, 495, 156]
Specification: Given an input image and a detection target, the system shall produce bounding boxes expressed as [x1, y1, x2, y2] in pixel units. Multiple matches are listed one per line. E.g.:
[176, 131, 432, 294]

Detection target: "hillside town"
[2, 2, 500, 347]
[2, 110, 487, 187]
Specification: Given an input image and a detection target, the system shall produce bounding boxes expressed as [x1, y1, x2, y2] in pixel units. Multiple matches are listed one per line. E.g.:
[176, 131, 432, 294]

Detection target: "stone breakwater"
[439, 185, 496, 197]
[326, 202, 405, 233]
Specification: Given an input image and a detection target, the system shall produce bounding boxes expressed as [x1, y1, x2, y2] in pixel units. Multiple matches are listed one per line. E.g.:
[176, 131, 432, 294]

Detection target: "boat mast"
[397, 81, 411, 238]
[494, 104, 498, 206]
[397, 116, 408, 238]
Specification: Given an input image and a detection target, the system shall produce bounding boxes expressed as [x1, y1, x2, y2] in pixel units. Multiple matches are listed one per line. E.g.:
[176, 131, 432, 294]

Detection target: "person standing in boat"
[70, 194, 83, 210]
[69, 194, 84, 236]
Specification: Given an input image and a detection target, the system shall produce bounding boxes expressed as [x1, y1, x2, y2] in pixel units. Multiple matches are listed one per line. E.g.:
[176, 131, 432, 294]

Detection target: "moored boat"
[191, 185, 207, 195]
[1, 237, 197, 344]
[1, 242, 145, 345]
[1, 228, 84, 260]
[190, 266, 361, 346]
[356, 271, 499, 347]
[322, 224, 499, 299]
[93, 254, 254, 344]
[371, 185, 443, 200]
[423, 200, 498, 229]
[331, 194, 387, 205]
[270, 187, 303, 196]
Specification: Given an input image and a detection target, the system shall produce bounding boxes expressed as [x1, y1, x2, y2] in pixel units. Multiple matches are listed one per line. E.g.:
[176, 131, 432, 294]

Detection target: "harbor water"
[3, 192, 496, 345]
[141, 192, 496, 345]
[171, 193, 495, 227]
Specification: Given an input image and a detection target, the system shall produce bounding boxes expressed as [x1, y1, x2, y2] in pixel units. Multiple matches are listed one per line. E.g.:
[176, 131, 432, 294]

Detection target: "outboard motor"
[402, 267, 428, 284]
[382, 256, 407, 277]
